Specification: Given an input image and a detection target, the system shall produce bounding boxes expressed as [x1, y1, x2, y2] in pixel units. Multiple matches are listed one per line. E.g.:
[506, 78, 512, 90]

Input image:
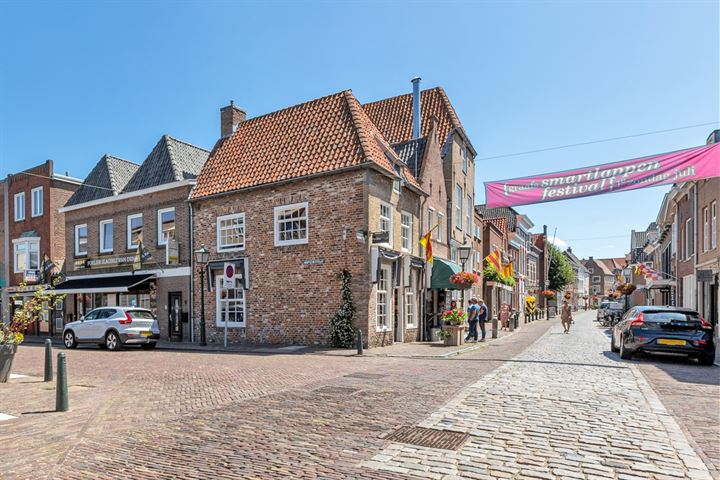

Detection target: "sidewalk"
[21, 318, 555, 358]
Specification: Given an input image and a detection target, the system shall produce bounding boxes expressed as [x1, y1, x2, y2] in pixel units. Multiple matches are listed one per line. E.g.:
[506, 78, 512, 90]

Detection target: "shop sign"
[372, 232, 390, 244]
[697, 269, 714, 282]
[24, 270, 40, 283]
[74, 254, 137, 270]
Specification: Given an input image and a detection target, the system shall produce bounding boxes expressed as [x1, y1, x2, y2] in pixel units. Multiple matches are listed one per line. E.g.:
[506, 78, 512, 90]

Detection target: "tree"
[548, 244, 574, 292]
[329, 269, 356, 348]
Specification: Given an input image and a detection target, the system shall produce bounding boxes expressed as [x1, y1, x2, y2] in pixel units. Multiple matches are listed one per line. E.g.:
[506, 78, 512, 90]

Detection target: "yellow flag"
[419, 231, 433, 264]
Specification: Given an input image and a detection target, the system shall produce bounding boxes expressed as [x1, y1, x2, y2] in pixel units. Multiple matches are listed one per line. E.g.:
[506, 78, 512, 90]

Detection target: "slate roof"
[192, 90, 420, 199]
[475, 205, 519, 231]
[122, 136, 210, 193]
[66, 155, 140, 206]
[392, 137, 427, 179]
[363, 87, 468, 148]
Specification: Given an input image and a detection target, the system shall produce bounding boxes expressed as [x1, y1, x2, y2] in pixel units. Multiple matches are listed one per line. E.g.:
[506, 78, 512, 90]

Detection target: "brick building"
[0, 161, 81, 332]
[364, 80, 477, 337]
[190, 91, 426, 348]
[55, 136, 209, 342]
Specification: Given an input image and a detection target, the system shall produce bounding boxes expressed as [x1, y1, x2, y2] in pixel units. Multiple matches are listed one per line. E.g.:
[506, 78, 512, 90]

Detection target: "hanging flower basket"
[564, 291, 573, 300]
[618, 283, 636, 295]
[540, 289, 555, 298]
[449, 271, 480, 289]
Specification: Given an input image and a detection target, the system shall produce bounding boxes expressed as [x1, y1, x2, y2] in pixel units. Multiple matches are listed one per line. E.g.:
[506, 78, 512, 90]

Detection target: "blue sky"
[1, 1, 718, 259]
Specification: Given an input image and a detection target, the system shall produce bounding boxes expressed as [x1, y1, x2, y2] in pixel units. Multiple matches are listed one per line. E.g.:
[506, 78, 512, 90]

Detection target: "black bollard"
[56, 352, 68, 412]
[356, 330, 363, 355]
[44, 339, 53, 382]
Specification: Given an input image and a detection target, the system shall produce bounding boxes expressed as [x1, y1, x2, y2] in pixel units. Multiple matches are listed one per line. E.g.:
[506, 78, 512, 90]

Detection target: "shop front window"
[216, 276, 245, 326]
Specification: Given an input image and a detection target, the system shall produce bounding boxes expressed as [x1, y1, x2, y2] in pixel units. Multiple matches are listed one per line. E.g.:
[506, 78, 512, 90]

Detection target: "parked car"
[63, 307, 160, 351]
[599, 301, 625, 326]
[597, 301, 612, 321]
[611, 306, 715, 365]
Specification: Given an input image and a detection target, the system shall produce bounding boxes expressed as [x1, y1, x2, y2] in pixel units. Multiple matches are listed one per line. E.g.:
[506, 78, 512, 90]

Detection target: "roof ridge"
[343, 90, 373, 165]
[162, 135, 183, 182]
[101, 154, 120, 194]
[104, 154, 139, 166]
[233, 90, 352, 131]
[362, 86, 443, 107]
[164, 134, 210, 153]
[434, 87, 464, 133]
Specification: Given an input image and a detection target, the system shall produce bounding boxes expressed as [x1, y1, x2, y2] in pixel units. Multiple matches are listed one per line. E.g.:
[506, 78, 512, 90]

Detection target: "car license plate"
[658, 339, 686, 346]
[141, 332, 152, 337]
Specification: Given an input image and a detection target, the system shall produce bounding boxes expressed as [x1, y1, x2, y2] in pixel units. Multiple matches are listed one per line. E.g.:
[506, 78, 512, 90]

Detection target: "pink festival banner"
[484, 143, 720, 208]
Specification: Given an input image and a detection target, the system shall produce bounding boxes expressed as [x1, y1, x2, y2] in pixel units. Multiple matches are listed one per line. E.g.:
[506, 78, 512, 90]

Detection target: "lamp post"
[458, 245, 472, 312]
[194, 245, 210, 346]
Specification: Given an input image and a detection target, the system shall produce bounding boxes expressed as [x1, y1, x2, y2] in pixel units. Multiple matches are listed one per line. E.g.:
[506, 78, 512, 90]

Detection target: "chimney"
[220, 100, 246, 138]
[411, 77, 421, 139]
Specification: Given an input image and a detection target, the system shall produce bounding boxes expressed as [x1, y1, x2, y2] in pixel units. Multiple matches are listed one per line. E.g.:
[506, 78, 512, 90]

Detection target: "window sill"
[275, 240, 308, 247]
[375, 325, 392, 333]
[74, 253, 88, 258]
[31, 214, 43, 218]
[216, 323, 245, 328]
[99, 250, 114, 255]
[406, 324, 417, 329]
[14, 218, 25, 223]
[218, 246, 245, 253]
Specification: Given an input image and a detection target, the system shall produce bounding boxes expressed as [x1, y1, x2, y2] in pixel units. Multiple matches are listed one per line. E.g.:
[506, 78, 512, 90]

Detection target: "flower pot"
[0, 344, 18, 383]
[443, 325, 465, 346]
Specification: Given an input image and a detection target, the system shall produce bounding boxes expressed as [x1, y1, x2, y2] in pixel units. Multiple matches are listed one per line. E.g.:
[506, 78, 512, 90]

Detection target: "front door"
[169, 292, 182, 341]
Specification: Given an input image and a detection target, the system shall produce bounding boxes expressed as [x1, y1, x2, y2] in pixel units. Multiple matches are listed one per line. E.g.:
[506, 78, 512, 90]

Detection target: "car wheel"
[105, 331, 121, 351]
[698, 351, 716, 366]
[63, 331, 77, 349]
[140, 342, 157, 350]
[619, 335, 633, 360]
[610, 331, 620, 353]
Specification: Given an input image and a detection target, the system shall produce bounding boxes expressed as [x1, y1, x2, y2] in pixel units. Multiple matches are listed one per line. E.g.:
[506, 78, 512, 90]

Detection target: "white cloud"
[549, 236, 568, 249]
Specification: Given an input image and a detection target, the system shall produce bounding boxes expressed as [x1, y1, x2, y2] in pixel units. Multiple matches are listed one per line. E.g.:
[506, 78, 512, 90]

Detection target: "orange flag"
[420, 230, 433, 264]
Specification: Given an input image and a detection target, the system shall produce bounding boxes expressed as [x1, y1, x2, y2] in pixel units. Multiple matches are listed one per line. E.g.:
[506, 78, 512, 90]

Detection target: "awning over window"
[430, 257, 463, 290]
[52, 274, 155, 294]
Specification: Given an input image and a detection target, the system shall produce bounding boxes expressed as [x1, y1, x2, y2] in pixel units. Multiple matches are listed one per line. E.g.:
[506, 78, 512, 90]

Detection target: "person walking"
[476, 299, 488, 342]
[561, 300, 573, 334]
[465, 299, 479, 342]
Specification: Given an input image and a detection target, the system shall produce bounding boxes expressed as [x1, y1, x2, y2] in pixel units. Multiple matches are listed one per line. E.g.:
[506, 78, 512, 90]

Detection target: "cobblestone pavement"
[1, 312, 717, 479]
[363, 311, 717, 480]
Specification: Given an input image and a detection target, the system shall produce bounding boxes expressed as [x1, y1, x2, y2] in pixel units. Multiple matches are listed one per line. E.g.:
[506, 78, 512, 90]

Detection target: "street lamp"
[458, 245, 472, 311]
[194, 245, 210, 346]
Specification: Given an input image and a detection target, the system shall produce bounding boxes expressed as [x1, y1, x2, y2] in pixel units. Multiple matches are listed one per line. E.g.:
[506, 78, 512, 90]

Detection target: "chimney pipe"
[220, 100, 247, 138]
[411, 77, 421, 139]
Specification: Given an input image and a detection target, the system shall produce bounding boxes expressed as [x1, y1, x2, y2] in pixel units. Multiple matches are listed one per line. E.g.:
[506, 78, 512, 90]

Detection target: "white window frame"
[157, 207, 176, 246]
[400, 211, 412, 253]
[99, 219, 113, 253]
[685, 218, 693, 259]
[376, 266, 391, 332]
[14, 192, 25, 221]
[466, 194, 472, 236]
[274, 202, 309, 247]
[13, 237, 40, 273]
[405, 271, 416, 328]
[127, 213, 143, 249]
[455, 184, 462, 230]
[75, 224, 88, 256]
[31, 187, 43, 217]
[379, 202, 393, 247]
[437, 213, 444, 242]
[703, 207, 709, 252]
[217, 213, 246, 252]
[428, 208, 435, 239]
[461, 145, 468, 174]
[712, 201, 717, 249]
[592, 275, 601, 283]
[215, 275, 246, 327]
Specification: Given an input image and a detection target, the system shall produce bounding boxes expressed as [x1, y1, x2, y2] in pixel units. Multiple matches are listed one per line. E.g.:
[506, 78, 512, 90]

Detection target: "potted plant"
[1, 282, 64, 383]
[450, 271, 480, 289]
[619, 283, 636, 295]
[540, 289, 555, 298]
[440, 308, 467, 346]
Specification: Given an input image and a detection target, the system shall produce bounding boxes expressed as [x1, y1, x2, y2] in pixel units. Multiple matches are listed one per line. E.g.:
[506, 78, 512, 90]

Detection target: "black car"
[611, 306, 715, 366]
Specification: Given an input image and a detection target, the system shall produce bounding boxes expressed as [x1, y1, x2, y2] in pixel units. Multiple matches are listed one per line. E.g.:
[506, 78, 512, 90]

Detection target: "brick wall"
[696, 178, 719, 266]
[191, 170, 370, 346]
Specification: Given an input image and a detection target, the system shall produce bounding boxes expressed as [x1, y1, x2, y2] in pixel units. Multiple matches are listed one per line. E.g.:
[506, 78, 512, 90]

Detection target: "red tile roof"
[363, 87, 466, 147]
[192, 90, 420, 199]
[485, 217, 508, 234]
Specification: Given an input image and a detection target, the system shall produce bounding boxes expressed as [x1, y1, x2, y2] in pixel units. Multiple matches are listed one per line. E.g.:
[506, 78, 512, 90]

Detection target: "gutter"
[59, 179, 196, 213]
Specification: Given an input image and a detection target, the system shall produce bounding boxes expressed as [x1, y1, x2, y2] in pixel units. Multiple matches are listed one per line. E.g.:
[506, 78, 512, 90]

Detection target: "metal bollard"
[56, 352, 68, 412]
[356, 330, 363, 355]
[491, 317, 498, 339]
[44, 339, 53, 382]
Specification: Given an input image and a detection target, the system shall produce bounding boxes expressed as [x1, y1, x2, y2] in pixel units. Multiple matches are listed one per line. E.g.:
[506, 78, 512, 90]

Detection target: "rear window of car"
[126, 310, 154, 320]
[643, 311, 700, 323]
[600, 302, 610, 308]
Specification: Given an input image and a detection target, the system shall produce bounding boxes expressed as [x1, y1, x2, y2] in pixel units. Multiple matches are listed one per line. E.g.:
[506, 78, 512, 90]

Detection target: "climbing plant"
[329, 269, 356, 348]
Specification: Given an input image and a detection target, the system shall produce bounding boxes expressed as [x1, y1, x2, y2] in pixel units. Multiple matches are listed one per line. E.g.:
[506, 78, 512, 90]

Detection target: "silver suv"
[63, 307, 160, 351]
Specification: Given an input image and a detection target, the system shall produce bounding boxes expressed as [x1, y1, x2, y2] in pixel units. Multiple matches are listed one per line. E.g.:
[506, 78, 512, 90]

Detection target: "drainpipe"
[2, 177, 8, 324]
[189, 201, 195, 343]
[693, 183, 698, 310]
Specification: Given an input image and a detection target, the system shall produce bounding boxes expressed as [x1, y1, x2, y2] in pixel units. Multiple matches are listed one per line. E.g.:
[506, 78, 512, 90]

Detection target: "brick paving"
[1, 312, 717, 479]
[363, 311, 716, 480]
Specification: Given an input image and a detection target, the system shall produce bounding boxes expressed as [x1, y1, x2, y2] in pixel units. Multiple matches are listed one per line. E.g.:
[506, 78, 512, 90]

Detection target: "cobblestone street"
[1, 311, 718, 479]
